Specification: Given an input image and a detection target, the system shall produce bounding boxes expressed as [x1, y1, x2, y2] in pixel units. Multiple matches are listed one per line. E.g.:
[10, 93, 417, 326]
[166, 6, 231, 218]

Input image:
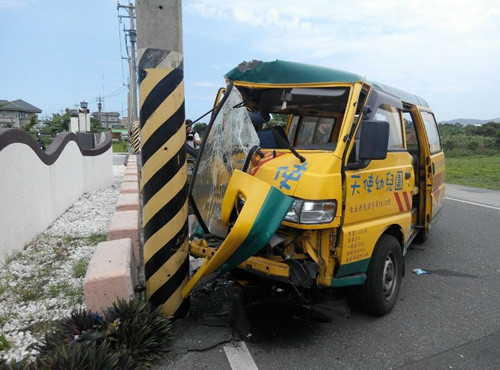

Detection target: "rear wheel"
[360, 235, 403, 316]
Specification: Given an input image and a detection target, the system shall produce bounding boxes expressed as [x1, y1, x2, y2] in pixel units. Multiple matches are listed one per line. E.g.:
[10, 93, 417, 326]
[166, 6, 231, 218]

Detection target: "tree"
[268, 113, 289, 127]
[90, 117, 105, 132]
[42, 109, 71, 134]
[193, 122, 208, 139]
[21, 115, 38, 132]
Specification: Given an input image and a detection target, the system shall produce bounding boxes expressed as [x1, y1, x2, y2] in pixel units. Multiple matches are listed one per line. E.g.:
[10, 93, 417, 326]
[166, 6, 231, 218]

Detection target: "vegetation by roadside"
[440, 122, 499, 190]
[1, 299, 173, 369]
[445, 154, 500, 190]
[112, 141, 128, 152]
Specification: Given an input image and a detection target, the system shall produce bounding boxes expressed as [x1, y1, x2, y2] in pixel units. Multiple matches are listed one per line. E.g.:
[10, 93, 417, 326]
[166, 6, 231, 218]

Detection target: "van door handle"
[405, 171, 411, 179]
[432, 163, 436, 175]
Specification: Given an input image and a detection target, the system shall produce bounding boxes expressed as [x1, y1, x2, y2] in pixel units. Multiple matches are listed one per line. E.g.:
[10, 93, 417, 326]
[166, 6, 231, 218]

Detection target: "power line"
[89, 86, 128, 103]
[117, 9, 127, 85]
[103, 86, 128, 99]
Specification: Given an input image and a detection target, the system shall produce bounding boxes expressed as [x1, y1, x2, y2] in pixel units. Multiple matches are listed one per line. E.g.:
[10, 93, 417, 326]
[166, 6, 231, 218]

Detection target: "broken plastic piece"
[413, 268, 427, 275]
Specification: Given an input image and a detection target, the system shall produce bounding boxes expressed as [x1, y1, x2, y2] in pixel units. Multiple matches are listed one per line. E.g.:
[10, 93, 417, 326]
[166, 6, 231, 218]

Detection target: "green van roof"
[225, 60, 428, 107]
[226, 59, 363, 85]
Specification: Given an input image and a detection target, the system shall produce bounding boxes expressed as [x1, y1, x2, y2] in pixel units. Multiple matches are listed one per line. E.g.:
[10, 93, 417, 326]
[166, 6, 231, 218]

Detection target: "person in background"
[249, 111, 277, 148]
[186, 119, 201, 149]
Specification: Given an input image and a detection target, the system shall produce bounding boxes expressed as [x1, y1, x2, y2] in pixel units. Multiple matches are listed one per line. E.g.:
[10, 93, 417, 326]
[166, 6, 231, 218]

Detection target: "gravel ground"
[0, 165, 126, 363]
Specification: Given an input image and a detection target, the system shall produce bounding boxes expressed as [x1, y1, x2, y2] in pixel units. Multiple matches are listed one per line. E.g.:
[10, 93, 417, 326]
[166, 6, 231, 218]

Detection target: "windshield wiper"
[270, 126, 306, 163]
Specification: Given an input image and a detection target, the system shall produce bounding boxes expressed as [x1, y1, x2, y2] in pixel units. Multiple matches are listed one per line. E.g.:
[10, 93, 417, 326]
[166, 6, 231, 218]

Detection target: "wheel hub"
[382, 254, 395, 298]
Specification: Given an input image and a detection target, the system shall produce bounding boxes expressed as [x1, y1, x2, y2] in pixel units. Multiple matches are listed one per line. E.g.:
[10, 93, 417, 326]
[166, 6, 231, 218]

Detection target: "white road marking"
[446, 197, 500, 211]
[224, 341, 258, 370]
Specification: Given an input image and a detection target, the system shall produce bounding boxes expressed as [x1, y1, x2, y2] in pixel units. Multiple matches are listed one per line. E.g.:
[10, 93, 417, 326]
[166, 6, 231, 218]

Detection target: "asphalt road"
[155, 185, 500, 370]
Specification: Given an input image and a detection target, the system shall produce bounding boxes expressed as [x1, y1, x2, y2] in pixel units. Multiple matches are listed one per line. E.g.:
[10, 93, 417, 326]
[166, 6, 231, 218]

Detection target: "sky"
[1, 0, 499, 122]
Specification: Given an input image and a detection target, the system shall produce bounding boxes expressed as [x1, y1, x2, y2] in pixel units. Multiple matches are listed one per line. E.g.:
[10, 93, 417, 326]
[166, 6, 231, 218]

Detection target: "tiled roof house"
[0, 99, 42, 129]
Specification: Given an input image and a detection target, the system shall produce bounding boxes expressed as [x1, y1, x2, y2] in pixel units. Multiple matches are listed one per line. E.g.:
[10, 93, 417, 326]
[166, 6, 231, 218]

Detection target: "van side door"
[418, 110, 446, 234]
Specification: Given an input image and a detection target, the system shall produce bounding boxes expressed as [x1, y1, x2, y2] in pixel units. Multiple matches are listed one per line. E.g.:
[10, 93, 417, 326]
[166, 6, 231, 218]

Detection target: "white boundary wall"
[0, 141, 113, 263]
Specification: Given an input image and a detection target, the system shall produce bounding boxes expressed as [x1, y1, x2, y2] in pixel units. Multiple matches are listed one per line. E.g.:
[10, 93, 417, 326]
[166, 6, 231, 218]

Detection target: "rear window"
[295, 116, 335, 146]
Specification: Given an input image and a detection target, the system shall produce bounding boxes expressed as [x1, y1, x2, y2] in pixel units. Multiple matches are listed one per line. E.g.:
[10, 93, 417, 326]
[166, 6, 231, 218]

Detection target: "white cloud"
[0, 0, 34, 11]
[183, 0, 499, 119]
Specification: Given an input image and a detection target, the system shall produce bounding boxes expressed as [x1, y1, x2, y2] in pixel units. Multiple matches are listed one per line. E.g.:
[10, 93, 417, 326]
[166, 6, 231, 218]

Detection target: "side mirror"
[358, 120, 389, 160]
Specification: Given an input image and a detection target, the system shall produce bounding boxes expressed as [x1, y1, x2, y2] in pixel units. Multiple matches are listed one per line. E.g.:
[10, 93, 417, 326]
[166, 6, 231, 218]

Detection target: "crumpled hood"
[249, 150, 343, 200]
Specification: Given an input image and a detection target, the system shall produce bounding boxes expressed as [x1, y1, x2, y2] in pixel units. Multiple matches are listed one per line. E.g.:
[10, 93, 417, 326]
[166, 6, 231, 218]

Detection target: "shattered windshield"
[191, 87, 260, 237]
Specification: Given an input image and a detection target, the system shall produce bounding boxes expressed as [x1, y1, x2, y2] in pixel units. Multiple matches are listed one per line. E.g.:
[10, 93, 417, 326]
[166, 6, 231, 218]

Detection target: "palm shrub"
[104, 298, 174, 366]
[26, 298, 173, 369]
[36, 341, 137, 370]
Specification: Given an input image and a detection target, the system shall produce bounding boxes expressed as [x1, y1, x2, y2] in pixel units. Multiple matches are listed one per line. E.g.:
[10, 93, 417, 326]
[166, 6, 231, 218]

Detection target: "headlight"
[284, 199, 337, 224]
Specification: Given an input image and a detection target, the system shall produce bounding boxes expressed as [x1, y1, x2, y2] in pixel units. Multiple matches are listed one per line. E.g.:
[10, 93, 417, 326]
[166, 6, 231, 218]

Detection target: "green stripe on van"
[218, 187, 293, 273]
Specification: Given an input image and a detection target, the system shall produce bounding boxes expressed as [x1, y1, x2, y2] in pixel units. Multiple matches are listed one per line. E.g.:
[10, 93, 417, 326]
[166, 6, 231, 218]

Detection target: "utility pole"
[97, 97, 103, 112]
[136, 0, 189, 319]
[117, 2, 138, 131]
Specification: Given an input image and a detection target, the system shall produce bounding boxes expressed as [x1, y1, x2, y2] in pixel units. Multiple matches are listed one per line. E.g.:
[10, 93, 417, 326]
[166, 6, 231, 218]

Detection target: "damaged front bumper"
[190, 239, 291, 283]
[182, 170, 294, 298]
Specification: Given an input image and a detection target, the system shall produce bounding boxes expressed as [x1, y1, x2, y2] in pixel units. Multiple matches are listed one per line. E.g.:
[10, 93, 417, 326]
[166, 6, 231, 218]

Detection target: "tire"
[360, 235, 403, 316]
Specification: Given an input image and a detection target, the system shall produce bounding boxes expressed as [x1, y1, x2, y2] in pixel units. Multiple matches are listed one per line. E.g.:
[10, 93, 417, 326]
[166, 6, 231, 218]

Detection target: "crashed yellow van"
[185, 60, 445, 315]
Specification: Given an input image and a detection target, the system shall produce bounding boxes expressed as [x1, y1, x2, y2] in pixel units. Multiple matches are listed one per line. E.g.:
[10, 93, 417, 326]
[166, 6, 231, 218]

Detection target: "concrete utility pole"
[118, 2, 138, 130]
[136, 0, 189, 318]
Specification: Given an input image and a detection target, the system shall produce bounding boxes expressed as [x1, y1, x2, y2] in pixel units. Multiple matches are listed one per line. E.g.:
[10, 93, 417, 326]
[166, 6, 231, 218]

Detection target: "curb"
[83, 154, 141, 313]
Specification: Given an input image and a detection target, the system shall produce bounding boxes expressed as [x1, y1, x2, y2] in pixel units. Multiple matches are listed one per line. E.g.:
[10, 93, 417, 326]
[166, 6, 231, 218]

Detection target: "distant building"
[121, 116, 129, 127]
[0, 99, 42, 128]
[91, 111, 123, 129]
[91, 111, 129, 140]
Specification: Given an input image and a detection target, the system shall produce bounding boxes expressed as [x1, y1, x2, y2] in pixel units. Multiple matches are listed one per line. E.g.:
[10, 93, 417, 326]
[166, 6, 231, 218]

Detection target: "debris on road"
[413, 268, 428, 275]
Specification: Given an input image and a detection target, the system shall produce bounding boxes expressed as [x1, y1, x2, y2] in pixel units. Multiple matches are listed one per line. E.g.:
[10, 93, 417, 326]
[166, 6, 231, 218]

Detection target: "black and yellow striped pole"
[129, 120, 141, 154]
[136, 0, 189, 318]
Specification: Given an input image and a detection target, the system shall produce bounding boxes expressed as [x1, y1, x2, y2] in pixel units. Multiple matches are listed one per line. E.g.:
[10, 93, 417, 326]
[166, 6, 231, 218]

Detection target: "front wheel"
[360, 235, 403, 316]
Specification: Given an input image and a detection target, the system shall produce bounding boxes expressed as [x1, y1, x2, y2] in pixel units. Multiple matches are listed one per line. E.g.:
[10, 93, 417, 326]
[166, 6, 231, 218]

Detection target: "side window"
[420, 111, 442, 154]
[374, 104, 403, 150]
[403, 111, 418, 153]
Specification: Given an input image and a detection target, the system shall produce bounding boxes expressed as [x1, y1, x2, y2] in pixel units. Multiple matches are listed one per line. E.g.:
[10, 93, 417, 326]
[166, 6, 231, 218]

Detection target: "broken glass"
[191, 87, 259, 237]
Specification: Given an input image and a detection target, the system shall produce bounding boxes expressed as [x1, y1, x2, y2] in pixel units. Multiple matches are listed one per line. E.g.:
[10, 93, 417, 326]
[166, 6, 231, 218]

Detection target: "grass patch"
[16, 286, 45, 302]
[112, 141, 128, 152]
[73, 258, 89, 278]
[13, 279, 48, 302]
[0, 313, 9, 328]
[61, 234, 107, 252]
[446, 154, 500, 190]
[28, 320, 55, 335]
[2, 250, 22, 266]
[49, 281, 84, 305]
[62, 233, 106, 246]
[0, 333, 11, 351]
[87, 233, 107, 244]
[0, 276, 8, 296]
[63, 283, 84, 306]
[48, 284, 62, 298]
